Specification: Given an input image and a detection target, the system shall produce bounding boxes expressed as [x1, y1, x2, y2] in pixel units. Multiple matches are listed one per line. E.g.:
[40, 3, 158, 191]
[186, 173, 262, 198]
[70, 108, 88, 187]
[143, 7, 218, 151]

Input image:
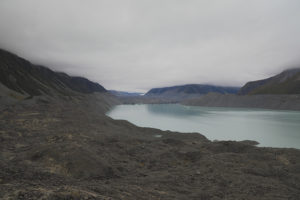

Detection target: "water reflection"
[146, 104, 211, 117]
[107, 104, 300, 149]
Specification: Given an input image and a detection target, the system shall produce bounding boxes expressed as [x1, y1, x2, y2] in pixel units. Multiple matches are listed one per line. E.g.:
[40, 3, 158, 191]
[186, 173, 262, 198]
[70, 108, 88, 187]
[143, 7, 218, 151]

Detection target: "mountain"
[109, 90, 143, 97]
[239, 68, 300, 95]
[145, 84, 240, 100]
[1, 49, 300, 199]
[0, 49, 106, 98]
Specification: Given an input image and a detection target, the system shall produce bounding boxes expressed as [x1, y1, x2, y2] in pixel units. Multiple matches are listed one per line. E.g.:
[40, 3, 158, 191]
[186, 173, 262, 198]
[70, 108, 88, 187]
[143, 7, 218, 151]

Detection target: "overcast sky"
[0, 0, 300, 92]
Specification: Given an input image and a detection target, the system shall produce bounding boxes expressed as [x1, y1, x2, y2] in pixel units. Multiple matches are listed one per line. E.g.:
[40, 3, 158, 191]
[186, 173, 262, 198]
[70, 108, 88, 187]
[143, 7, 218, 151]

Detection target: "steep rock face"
[0, 49, 106, 97]
[239, 68, 300, 95]
[145, 84, 239, 100]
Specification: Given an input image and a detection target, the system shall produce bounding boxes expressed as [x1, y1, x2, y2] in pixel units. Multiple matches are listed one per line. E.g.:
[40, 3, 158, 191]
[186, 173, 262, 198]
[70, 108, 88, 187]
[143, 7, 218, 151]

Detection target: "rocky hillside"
[0, 49, 106, 99]
[239, 68, 300, 95]
[145, 84, 239, 100]
[1, 95, 300, 199]
[183, 93, 300, 111]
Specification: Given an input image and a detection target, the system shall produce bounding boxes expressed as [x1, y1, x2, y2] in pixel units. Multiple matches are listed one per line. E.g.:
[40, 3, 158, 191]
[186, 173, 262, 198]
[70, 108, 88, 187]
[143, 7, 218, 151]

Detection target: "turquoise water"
[107, 104, 300, 149]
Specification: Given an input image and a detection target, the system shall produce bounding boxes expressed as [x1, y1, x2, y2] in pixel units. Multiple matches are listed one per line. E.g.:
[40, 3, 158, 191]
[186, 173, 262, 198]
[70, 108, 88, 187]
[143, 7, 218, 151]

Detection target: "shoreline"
[1, 95, 300, 199]
[107, 103, 300, 150]
[115, 93, 300, 111]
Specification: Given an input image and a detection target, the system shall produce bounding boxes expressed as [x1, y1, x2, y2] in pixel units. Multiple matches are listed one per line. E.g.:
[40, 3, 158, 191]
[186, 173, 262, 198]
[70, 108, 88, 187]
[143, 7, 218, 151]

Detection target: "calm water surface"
[107, 104, 300, 149]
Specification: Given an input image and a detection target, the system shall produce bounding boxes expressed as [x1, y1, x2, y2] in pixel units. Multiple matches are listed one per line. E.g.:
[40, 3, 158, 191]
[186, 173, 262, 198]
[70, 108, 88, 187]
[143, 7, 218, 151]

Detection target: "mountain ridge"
[239, 68, 300, 95]
[0, 49, 106, 98]
[145, 84, 240, 100]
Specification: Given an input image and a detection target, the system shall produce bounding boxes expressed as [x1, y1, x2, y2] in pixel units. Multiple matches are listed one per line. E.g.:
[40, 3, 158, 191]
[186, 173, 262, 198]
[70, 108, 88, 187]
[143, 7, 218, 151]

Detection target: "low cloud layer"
[1, 0, 300, 92]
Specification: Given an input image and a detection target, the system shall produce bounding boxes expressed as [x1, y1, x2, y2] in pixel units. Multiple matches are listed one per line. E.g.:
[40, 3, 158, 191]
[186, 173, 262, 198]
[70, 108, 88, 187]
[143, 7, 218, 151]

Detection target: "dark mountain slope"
[146, 84, 240, 100]
[0, 49, 106, 97]
[239, 68, 300, 95]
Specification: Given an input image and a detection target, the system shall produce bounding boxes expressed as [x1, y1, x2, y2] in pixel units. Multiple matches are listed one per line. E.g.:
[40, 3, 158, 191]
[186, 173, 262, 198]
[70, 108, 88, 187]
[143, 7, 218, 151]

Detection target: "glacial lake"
[107, 104, 300, 149]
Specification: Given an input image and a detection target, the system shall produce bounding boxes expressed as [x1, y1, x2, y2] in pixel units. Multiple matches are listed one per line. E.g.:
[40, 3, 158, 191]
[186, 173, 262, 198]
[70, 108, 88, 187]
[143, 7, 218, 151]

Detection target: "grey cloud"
[0, 0, 300, 92]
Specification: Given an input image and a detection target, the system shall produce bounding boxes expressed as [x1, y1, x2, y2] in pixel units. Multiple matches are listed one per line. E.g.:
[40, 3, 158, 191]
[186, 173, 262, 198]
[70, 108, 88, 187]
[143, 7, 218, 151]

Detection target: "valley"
[0, 49, 300, 199]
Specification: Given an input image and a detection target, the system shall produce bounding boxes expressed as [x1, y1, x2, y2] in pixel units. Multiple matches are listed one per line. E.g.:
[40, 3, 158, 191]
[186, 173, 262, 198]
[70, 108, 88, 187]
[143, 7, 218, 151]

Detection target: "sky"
[0, 0, 300, 92]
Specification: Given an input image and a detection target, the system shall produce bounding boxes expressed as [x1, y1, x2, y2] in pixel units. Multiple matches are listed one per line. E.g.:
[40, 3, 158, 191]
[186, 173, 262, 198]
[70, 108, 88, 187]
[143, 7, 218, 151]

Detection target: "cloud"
[0, 0, 300, 92]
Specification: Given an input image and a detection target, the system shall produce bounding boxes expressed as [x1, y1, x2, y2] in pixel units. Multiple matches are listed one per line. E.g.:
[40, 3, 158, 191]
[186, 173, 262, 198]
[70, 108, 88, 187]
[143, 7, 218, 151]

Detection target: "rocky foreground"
[0, 94, 300, 200]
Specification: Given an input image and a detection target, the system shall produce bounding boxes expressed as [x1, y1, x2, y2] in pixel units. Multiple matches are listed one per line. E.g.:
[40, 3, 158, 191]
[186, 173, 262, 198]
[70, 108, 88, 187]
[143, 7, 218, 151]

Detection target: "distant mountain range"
[145, 84, 240, 100]
[1, 48, 300, 105]
[182, 69, 300, 110]
[109, 90, 143, 97]
[145, 68, 300, 101]
[239, 68, 300, 95]
[0, 49, 106, 99]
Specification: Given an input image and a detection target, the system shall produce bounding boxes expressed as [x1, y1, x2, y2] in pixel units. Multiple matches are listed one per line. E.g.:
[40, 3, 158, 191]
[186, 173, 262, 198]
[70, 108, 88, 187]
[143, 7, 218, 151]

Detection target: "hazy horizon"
[1, 0, 300, 92]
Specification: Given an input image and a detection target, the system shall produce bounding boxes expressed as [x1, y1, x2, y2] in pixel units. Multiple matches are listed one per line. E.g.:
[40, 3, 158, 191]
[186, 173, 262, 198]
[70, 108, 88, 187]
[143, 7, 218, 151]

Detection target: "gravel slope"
[0, 95, 300, 200]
